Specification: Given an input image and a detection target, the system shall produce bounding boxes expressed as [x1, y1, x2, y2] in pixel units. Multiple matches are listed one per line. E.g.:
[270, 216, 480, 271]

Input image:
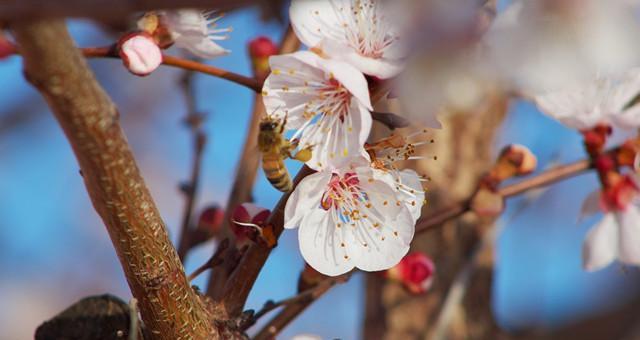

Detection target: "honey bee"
[258, 114, 312, 192]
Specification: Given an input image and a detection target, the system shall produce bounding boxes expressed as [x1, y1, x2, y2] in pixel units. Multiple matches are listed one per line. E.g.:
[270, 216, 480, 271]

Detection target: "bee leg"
[291, 145, 313, 163]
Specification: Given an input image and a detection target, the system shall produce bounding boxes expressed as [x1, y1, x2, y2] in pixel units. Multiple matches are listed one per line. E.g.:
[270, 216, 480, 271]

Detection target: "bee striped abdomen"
[262, 152, 292, 192]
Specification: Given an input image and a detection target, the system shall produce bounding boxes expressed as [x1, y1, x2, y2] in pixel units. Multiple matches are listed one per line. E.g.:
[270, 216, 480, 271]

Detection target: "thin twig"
[81, 46, 262, 92]
[187, 238, 230, 281]
[252, 274, 350, 340]
[176, 67, 207, 262]
[127, 298, 140, 340]
[242, 275, 344, 330]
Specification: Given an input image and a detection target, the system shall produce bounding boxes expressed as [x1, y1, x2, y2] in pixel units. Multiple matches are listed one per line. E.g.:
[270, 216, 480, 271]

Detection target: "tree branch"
[12, 19, 219, 339]
[0, 0, 259, 22]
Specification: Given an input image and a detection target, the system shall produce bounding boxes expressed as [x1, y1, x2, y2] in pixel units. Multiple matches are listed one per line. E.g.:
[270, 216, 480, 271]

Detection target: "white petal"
[582, 213, 618, 271]
[616, 207, 640, 265]
[300, 100, 371, 171]
[284, 171, 332, 229]
[393, 169, 425, 221]
[164, 10, 207, 35]
[578, 190, 602, 222]
[174, 35, 229, 59]
[348, 167, 415, 271]
[298, 207, 356, 276]
[321, 39, 405, 79]
[289, 0, 346, 49]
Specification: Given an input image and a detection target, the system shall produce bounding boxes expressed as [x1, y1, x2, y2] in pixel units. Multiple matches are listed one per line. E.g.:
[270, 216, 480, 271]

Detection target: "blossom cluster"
[261, 0, 426, 276]
[118, 10, 231, 76]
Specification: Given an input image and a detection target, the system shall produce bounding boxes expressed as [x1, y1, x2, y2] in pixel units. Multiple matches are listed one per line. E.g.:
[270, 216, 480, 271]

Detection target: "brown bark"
[12, 19, 221, 339]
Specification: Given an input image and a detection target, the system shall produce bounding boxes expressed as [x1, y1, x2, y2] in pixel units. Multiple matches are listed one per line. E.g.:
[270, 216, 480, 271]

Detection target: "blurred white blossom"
[534, 68, 640, 130]
[160, 10, 230, 59]
[486, 0, 640, 94]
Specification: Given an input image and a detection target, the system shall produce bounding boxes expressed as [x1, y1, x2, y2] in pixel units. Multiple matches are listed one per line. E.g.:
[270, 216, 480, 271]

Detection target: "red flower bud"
[0, 33, 15, 59]
[197, 205, 224, 233]
[248, 36, 278, 59]
[386, 252, 435, 294]
[600, 174, 639, 212]
[248, 36, 278, 79]
[231, 203, 272, 247]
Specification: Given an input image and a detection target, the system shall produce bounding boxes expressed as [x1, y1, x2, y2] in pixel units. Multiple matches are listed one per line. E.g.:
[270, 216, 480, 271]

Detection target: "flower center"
[321, 173, 368, 223]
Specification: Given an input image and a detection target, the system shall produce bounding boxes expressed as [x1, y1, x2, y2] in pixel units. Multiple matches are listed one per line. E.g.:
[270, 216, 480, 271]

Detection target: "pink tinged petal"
[579, 190, 602, 223]
[616, 207, 640, 265]
[314, 56, 373, 110]
[119, 34, 162, 76]
[582, 213, 618, 271]
[284, 171, 332, 230]
[298, 208, 356, 276]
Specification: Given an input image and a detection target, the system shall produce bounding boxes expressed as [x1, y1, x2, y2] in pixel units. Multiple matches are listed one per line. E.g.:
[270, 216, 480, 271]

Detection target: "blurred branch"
[415, 156, 592, 234]
[205, 26, 300, 309]
[176, 67, 207, 262]
[12, 19, 220, 338]
[0, 0, 259, 22]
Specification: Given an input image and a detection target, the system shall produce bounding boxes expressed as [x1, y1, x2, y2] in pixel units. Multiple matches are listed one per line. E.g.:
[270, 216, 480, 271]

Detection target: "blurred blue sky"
[0, 5, 639, 340]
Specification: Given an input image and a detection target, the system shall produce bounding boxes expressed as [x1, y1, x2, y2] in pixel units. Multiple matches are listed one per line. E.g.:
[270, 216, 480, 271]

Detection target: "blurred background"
[2, 1, 640, 339]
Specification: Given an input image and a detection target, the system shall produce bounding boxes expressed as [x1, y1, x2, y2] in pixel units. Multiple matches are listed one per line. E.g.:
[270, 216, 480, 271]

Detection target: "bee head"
[260, 120, 279, 131]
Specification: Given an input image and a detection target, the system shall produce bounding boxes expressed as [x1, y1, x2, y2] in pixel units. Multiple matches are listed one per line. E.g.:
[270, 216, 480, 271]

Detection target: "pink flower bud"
[118, 33, 162, 76]
[231, 203, 271, 246]
[386, 252, 435, 294]
[197, 205, 224, 233]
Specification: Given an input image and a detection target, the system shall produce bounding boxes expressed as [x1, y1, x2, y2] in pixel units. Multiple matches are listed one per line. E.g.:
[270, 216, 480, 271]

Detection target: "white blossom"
[289, 0, 405, 79]
[284, 158, 420, 276]
[262, 51, 373, 171]
[533, 69, 640, 130]
[161, 9, 230, 59]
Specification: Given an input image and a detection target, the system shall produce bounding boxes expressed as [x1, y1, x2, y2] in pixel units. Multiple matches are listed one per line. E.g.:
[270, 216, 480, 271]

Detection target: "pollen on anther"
[273, 69, 281, 75]
[383, 201, 388, 206]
